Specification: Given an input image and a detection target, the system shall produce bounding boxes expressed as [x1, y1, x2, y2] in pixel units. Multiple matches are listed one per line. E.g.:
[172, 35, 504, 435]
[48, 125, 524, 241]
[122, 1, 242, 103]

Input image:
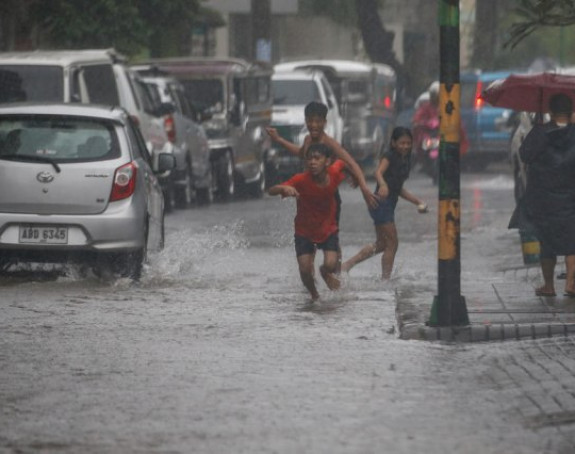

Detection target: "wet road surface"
[2, 167, 575, 453]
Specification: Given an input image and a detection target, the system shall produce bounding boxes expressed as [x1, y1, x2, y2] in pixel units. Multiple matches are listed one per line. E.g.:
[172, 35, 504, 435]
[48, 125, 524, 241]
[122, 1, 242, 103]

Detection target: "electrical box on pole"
[428, 0, 469, 327]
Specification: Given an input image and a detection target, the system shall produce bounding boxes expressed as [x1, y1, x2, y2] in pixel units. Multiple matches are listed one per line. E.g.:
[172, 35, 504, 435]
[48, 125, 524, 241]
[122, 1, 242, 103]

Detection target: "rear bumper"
[0, 198, 146, 256]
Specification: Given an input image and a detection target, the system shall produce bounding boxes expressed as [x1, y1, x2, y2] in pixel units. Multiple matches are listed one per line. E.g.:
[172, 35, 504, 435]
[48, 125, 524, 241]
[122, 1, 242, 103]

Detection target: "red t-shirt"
[283, 160, 347, 243]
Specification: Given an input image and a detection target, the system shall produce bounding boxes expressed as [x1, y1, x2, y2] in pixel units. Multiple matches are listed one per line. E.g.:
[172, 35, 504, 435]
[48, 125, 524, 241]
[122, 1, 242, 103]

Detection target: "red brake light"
[384, 96, 391, 109]
[110, 162, 137, 201]
[474, 80, 484, 110]
[164, 115, 176, 143]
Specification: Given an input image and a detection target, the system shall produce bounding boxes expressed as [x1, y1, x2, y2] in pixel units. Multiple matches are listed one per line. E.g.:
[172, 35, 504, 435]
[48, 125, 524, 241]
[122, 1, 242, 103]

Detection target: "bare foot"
[535, 286, 556, 297]
[320, 265, 341, 290]
[340, 261, 351, 274]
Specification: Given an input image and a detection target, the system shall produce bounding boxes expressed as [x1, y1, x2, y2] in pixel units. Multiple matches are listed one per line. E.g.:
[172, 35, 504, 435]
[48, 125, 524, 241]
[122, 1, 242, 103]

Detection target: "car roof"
[143, 57, 272, 76]
[272, 69, 323, 81]
[275, 59, 373, 76]
[461, 69, 513, 83]
[0, 48, 125, 66]
[0, 103, 128, 123]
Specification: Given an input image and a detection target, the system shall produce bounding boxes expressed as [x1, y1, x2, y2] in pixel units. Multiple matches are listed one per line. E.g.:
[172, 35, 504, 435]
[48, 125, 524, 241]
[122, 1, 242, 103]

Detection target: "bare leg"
[565, 255, 575, 294]
[380, 223, 398, 279]
[538, 256, 557, 295]
[297, 253, 319, 300]
[335, 245, 342, 275]
[341, 224, 387, 273]
[320, 250, 341, 290]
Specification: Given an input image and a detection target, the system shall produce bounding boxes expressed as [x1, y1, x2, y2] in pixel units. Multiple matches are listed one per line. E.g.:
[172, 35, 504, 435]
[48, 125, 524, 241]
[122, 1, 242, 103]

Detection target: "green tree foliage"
[36, 0, 149, 55]
[507, 0, 575, 48]
[11, 0, 207, 57]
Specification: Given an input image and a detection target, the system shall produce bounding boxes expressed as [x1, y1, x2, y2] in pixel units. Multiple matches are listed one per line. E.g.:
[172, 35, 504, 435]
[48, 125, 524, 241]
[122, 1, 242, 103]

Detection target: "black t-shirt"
[376, 149, 411, 200]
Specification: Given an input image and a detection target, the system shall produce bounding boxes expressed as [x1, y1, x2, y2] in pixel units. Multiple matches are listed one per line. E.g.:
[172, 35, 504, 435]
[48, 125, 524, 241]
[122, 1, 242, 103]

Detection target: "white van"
[0, 49, 171, 189]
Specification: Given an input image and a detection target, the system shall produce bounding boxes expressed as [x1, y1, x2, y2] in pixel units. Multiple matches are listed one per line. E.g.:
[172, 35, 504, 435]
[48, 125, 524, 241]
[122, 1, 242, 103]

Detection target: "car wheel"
[217, 151, 235, 201]
[163, 179, 175, 213]
[248, 159, 266, 198]
[196, 186, 213, 206]
[120, 248, 145, 280]
[0, 258, 13, 275]
[174, 164, 193, 209]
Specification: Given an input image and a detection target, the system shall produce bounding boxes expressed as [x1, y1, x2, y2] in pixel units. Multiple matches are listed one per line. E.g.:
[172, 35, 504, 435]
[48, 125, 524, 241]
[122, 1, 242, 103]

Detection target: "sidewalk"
[395, 264, 575, 342]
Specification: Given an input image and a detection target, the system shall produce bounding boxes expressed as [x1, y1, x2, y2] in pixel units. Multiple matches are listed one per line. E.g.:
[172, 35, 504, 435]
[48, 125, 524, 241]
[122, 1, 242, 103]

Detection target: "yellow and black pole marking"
[428, 0, 469, 326]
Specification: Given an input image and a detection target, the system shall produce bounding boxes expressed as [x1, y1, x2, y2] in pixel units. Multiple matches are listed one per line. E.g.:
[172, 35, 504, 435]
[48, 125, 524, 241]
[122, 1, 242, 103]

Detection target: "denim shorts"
[294, 233, 340, 257]
[369, 197, 397, 225]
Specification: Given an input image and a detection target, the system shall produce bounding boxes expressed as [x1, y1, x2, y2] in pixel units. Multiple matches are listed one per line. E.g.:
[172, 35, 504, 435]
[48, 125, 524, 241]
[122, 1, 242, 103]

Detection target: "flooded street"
[2, 168, 575, 453]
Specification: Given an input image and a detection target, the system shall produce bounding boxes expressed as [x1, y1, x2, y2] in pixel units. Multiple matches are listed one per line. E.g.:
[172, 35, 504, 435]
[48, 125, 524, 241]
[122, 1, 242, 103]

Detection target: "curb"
[398, 322, 575, 343]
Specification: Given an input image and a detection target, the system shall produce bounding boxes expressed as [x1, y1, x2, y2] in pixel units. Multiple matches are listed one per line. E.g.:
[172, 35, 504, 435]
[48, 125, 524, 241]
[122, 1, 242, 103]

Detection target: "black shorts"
[294, 233, 340, 257]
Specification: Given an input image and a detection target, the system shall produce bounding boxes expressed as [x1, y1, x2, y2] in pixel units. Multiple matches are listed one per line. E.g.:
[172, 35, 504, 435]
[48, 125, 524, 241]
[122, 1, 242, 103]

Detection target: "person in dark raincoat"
[520, 93, 575, 297]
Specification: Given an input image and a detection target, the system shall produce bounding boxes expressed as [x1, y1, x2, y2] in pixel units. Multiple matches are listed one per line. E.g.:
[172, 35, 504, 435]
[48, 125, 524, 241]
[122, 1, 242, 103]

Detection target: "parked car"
[0, 103, 175, 278]
[460, 69, 514, 169]
[146, 57, 273, 199]
[273, 59, 396, 169]
[133, 65, 213, 207]
[0, 49, 174, 194]
[268, 68, 343, 179]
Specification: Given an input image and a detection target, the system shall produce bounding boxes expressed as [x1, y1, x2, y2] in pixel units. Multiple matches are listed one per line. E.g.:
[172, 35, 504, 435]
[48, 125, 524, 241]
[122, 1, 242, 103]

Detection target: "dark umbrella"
[481, 72, 575, 113]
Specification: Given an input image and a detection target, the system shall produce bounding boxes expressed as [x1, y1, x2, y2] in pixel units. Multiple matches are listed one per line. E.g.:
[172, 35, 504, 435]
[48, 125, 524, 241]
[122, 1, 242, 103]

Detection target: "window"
[0, 66, 63, 103]
[180, 79, 224, 113]
[0, 115, 119, 162]
[271, 80, 320, 105]
[83, 64, 120, 106]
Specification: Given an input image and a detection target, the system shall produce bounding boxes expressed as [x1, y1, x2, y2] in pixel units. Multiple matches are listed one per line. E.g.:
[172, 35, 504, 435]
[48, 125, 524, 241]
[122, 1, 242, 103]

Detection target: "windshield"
[272, 80, 320, 106]
[0, 66, 64, 103]
[180, 79, 224, 113]
[0, 115, 120, 162]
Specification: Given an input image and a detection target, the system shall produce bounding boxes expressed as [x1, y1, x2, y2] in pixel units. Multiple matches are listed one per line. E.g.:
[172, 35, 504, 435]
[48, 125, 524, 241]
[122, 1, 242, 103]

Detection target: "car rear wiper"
[0, 154, 61, 173]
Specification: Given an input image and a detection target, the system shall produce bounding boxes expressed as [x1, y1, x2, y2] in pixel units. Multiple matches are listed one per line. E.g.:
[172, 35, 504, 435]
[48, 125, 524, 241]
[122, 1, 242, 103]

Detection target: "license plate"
[19, 226, 69, 244]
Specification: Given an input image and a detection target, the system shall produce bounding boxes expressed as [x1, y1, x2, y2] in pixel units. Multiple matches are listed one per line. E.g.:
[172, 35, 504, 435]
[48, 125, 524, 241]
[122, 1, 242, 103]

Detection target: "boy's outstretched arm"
[269, 184, 299, 199]
[266, 127, 303, 157]
[323, 136, 378, 209]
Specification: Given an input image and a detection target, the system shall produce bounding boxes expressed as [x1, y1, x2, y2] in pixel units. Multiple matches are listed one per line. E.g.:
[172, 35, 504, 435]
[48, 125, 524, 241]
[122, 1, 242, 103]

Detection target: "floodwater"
[2, 169, 575, 453]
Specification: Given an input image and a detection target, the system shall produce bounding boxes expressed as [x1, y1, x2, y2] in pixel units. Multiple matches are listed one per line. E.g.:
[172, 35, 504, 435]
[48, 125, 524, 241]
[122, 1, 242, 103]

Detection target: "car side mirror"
[156, 153, 176, 173]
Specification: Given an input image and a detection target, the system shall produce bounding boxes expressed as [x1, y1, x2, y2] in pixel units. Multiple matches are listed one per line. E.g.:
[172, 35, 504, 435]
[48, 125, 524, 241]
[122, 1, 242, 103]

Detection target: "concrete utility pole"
[428, 0, 469, 327]
[251, 0, 271, 62]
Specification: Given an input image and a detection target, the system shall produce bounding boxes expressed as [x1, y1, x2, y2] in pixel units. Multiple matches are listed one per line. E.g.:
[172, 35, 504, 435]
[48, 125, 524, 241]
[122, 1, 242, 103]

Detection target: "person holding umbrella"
[519, 93, 575, 297]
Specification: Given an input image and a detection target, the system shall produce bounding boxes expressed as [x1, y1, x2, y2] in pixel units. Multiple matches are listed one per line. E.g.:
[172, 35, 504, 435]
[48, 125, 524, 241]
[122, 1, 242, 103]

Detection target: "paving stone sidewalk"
[396, 265, 575, 342]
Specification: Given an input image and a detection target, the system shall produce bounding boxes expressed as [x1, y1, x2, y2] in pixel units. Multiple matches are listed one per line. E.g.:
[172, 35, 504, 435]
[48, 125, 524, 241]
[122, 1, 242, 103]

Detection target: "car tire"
[248, 159, 266, 198]
[196, 186, 213, 206]
[216, 151, 235, 202]
[174, 163, 193, 209]
[163, 179, 175, 213]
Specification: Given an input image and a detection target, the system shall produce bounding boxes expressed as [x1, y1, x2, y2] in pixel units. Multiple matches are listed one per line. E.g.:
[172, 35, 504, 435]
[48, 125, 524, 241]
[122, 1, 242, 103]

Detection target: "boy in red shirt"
[269, 143, 347, 301]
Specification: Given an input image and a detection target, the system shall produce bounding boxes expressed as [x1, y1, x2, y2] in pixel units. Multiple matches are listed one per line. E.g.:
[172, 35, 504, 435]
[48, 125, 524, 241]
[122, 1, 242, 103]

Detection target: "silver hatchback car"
[0, 104, 174, 279]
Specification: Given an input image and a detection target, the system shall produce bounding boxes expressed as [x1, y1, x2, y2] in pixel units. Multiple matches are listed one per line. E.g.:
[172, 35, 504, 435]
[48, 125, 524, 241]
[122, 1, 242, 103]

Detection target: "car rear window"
[0, 115, 120, 162]
[180, 79, 224, 113]
[272, 80, 320, 105]
[83, 64, 120, 106]
[0, 65, 63, 103]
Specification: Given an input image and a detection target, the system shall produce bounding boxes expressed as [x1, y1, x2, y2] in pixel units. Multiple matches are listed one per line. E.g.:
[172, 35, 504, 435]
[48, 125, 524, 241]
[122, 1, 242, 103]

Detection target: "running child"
[268, 143, 348, 301]
[341, 127, 428, 280]
[266, 101, 377, 210]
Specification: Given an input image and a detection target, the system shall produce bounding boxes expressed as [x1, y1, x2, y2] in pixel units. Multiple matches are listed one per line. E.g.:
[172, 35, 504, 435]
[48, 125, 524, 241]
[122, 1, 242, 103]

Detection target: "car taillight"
[110, 162, 137, 201]
[164, 115, 176, 143]
[474, 80, 484, 110]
